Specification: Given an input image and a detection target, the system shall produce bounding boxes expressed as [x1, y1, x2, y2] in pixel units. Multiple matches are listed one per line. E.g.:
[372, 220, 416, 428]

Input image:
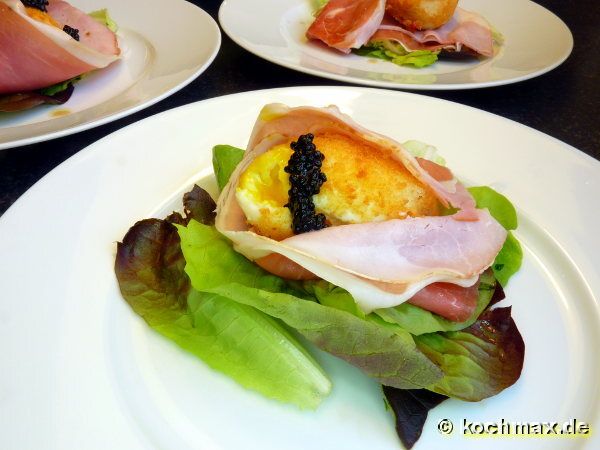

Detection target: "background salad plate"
[0, 0, 221, 150]
[219, 0, 572, 90]
[0, 87, 598, 450]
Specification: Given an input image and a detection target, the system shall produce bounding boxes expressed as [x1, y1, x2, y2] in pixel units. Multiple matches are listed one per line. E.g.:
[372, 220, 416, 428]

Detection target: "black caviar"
[21, 0, 49, 11]
[284, 133, 328, 234]
[63, 25, 80, 41]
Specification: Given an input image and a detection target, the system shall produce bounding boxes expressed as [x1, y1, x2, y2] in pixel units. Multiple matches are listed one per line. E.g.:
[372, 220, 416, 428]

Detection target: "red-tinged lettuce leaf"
[383, 300, 522, 449]
[183, 184, 217, 225]
[114, 186, 331, 409]
[489, 281, 506, 306]
[383, 387, 448, 449]
[416, 306, 525, 401]
[115, 183, 216, 321]
[115, 217, 189, 324]
[0, 84, 75, 112]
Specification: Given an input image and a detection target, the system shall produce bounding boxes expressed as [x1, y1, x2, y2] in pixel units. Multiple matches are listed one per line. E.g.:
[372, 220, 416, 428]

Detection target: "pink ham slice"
[216, 104, 507, 317]
[47, 0, 119, 56]
[306, 0, 385, 53]
[0, 0, 119, 94]
[370, 8, 493, 57]
[279, 209, 505, 284]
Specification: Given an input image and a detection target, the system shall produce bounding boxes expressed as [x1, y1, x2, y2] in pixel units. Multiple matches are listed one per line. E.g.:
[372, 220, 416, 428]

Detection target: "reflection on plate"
[0, 0, 220, 150]
[219, 0, 572, 90]
[0, 87, 598, 450]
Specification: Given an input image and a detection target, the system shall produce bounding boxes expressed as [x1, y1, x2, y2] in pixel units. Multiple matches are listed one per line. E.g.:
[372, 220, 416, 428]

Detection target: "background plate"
[0, 0, 221, 150]
[0, 87, 598, 450]
[219, 0, 572, 90]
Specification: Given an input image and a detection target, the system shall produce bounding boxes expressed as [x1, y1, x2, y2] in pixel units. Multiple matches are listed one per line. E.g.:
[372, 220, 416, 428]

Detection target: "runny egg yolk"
[25, 7, 60, 28]
[236, 144, 293, 241]
[236, 133, 441, 240]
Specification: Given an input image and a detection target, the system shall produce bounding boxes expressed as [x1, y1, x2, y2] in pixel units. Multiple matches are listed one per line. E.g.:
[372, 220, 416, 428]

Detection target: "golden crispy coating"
[385, 0, 458, 30]
[313, 134, 440, 224]
[235, 133, 441, 240]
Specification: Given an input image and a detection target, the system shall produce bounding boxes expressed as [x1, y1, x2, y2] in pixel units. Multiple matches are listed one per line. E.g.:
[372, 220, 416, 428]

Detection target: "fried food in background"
[385, 0, 458, 30]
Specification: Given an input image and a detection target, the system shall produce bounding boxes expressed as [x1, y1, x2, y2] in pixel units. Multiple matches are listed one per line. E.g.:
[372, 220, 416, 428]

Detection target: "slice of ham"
[370, 8, 493, 57]
[47, 0, 119, 56]
[215, 104, 507, 314]
[278, 210, 505, 284]
[306, 0, 385, 53]
[0, 0, 120, 94]
[408, 279, 480, 322]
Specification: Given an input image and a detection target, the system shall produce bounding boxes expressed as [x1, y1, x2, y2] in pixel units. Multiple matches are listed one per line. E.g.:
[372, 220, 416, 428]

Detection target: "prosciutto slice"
[406, 278, 480, 322]
[370, 8, 493, 57]
[0, 0, 120, 94]
[216, 104, 507, 315]
[306, 0, 385, 53]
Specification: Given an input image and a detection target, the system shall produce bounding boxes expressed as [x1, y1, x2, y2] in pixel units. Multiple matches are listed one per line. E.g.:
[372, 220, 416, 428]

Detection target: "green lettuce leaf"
[312, 0, 329, 15]
[468, 186, 517, 230]
[115, 187, 331, 409]
[89, 8, 118, 32]
[469, 186, 523, 286]
[492, 232, 522, 287]
[212, 145, 245, 191]
[402, 140, 446, 166]
[355, 42, 439, 68]
[39, 75, 82, 96]
[491, 26, 505, 46]
[178, 220, 444, 390]
[302, 281, 366, 319]
[183, 290, 331, 409]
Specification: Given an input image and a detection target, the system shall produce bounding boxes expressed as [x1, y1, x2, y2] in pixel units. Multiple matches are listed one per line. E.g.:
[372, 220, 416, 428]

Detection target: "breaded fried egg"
[385, 0, 458, 30]
[236, 133, 441, 240]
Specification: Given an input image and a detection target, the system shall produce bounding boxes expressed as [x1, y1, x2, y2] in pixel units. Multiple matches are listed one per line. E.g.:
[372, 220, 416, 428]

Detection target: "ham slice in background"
[46, 0, 120, 56]
[216, 104, 507, 318]
[370, 7, 494, 57]
[0, 0, 120, 94]
[306, 0, 385, 53]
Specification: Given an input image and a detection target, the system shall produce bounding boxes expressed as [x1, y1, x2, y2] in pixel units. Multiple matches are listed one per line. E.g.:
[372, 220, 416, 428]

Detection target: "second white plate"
[0, 0, 221, 150]
[219, 0, 572, 90]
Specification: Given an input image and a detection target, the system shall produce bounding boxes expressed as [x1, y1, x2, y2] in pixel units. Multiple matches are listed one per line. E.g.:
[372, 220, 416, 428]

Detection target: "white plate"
[0, 0, 220, 150]
[1, 87, 598, 450]
[219, 0, 572, 90]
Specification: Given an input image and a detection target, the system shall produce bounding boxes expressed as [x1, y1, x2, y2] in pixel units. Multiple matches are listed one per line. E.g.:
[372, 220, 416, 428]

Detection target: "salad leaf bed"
[115, 143, 525, 448]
